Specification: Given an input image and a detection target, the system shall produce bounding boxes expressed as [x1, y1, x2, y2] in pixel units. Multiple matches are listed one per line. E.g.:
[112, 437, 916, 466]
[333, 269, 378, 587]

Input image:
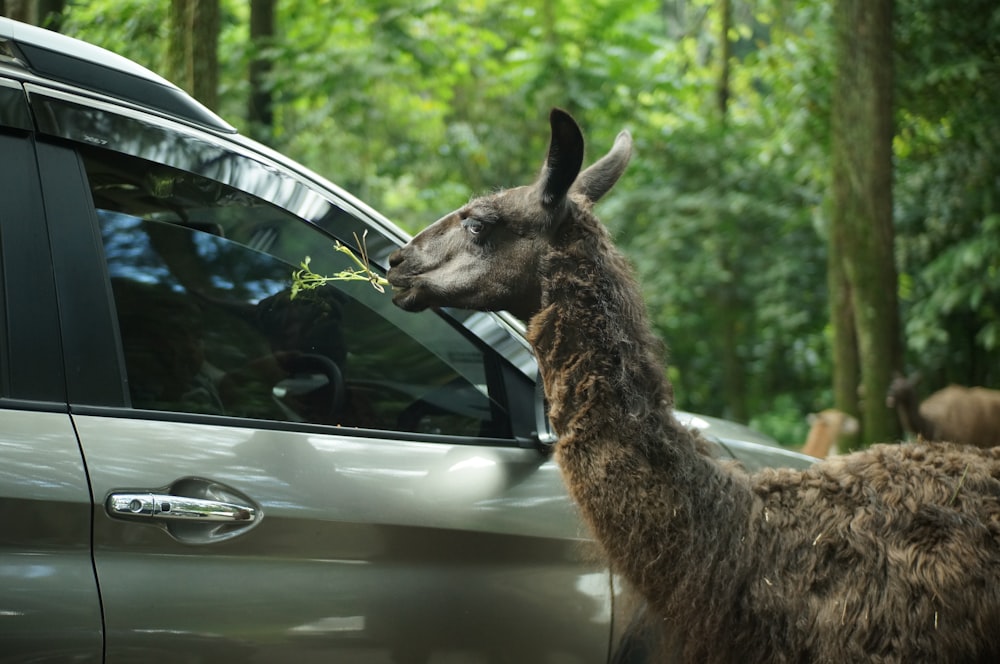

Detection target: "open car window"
[83, 145, 511, 439]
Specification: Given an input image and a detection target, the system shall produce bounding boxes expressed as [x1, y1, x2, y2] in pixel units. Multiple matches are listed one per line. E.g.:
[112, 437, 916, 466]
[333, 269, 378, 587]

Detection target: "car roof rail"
[0, 16, 236, 134]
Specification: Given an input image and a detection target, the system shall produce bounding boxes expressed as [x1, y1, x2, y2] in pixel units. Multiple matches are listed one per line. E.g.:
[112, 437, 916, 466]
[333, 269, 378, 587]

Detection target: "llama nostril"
[388, 249, 404, 268]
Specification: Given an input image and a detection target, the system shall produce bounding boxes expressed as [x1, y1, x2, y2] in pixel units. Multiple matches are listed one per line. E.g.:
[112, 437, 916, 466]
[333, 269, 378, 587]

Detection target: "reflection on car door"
[36, 107, 611, 663]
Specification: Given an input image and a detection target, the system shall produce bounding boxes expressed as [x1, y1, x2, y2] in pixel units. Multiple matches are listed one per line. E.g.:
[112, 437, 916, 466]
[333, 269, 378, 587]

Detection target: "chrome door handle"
[107, 492, 257, 522]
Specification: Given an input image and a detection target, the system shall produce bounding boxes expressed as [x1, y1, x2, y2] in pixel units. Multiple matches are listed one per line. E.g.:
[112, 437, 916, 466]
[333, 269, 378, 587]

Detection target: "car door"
[32, 86, 611, 663]
[0, 78, 103, 662]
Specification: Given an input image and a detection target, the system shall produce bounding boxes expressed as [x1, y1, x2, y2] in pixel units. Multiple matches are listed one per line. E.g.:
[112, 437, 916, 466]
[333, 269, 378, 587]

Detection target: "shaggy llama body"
[388, 109, 1000, 663]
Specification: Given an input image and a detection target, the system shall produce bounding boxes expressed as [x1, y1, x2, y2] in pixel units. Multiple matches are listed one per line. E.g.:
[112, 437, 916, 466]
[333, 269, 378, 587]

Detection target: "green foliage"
[60, 0, 167, 70]
[600, 1, 835, 438]
[748, 394, 812, 451]
[61, 0, 249, 122]
[894, 0, 1000, 389]
[290, 235, 390, 300]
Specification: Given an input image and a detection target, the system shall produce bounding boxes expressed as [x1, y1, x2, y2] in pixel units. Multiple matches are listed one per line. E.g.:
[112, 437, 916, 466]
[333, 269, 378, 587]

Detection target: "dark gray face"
[387, 186, 557, 320]
[387, 108, 633, 321]
[886, 373, 917, 408]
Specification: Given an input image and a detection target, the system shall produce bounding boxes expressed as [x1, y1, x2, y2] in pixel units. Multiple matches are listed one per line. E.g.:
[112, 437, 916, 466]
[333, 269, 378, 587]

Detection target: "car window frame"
[31, 83, 539, 446]
[0, 77, 66, 408]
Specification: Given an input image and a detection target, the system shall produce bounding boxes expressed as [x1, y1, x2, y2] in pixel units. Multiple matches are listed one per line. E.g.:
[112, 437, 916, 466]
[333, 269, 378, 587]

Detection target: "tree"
[1, 0, 63, 29]
[829, 0, 901, 446]
[165, 0, 220, 110]
[37, 0, 63, 29]
[2, 0, 31, 22]
[247, 0, 276, 142]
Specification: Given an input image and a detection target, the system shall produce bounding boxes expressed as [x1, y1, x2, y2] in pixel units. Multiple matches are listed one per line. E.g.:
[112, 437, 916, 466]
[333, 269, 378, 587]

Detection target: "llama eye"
[462, 217, 486, 237]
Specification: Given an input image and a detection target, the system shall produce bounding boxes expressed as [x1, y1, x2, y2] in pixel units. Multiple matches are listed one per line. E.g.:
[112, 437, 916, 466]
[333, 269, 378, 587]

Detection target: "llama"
[887, 373, 1000, 449]
[800, 408, 858, 458]
[387, 109, 1000, 662]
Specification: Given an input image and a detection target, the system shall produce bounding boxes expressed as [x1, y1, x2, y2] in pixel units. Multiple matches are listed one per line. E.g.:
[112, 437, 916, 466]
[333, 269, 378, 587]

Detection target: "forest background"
[4, 0, 998, 450]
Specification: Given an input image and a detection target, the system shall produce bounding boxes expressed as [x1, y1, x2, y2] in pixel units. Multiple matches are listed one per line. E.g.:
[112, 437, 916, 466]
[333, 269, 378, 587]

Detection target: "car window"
[82, 145, 510, 438]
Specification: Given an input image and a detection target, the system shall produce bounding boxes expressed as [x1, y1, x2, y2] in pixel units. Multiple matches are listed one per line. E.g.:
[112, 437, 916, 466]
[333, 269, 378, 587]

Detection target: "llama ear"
[538, 108, 585, 209]
[571, 129, 632, 203]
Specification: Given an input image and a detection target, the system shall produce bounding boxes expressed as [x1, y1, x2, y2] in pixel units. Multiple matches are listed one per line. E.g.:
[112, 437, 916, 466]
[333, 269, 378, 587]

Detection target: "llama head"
[808, 409, 860, 435]
[387, 108, 632, 320]
[886, 372, 920, 408]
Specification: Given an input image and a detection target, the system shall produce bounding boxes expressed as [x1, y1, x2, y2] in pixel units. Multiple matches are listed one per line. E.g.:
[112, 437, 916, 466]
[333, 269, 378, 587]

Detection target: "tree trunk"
[37, 0, 63, 30]
[3, 0, 33, 23]
[714, 0, 748, 422]
[165, 0, 219, 111]
[188, 0, 219, 110]
[717, 0, 732, 118]
[827, 218, 862, 448]
[165, 0, 187, 88]
[830, 0, 901, 446]
[247, 0, 276, 142]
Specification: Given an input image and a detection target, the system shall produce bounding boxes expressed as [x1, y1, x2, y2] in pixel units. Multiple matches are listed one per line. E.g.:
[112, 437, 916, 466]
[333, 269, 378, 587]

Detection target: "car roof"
[0, 16, 234, 133]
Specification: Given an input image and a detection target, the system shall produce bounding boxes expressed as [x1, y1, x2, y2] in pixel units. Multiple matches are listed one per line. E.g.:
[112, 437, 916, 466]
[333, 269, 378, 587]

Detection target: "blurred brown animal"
[887, 374, 1000, 448]
[800, 409, 859, 458]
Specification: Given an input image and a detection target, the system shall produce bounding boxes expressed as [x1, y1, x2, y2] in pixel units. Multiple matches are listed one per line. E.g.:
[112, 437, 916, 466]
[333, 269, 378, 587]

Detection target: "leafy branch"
[291, 230, 389, 299]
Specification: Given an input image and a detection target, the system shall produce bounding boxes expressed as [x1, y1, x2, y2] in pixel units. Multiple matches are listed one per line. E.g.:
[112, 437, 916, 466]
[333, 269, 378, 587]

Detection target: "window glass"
[83, 146, 509, 438]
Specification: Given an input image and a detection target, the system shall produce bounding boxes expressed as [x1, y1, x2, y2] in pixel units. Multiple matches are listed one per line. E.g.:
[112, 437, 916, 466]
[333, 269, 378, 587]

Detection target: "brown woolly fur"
[388, 108, 1000, 663]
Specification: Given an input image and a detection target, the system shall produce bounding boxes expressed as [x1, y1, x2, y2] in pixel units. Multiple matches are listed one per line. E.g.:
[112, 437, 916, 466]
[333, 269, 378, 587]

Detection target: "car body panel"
[77, 414, 608, 663]
[0, 410, 103, 663]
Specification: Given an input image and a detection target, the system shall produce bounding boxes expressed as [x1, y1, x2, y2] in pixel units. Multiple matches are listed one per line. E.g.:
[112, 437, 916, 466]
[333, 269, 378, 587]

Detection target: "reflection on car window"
[82, 146, 510, 438]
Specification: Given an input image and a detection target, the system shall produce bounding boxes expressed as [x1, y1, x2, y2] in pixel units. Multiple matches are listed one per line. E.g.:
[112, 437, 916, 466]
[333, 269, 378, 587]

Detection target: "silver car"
[0, 17, 814, 663]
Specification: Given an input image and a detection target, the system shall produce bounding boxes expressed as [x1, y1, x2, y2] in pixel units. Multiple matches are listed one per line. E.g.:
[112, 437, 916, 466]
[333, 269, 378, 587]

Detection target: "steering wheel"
[273, 352, 347, 419]
[220, 351, 346, 423]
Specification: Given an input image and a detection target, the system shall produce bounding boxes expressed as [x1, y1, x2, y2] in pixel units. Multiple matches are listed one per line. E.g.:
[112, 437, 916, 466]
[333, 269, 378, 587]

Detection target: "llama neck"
[894, 388, 930, 439]
[801, 419, 833, 458]
[527, 216, 758, 617]
[802, 413, 849, 458]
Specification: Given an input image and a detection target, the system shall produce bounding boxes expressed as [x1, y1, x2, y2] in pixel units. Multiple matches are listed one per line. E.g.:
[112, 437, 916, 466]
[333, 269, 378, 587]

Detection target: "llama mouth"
[388, 281, 410, 298]
[391, 289, 429, 312]
[386, 275, 412, 294]
[387, 277, 428, 311]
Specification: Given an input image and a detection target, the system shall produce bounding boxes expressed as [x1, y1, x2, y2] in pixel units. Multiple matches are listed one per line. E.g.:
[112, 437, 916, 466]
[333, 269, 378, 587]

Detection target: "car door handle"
[107, 492, 257, 523]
